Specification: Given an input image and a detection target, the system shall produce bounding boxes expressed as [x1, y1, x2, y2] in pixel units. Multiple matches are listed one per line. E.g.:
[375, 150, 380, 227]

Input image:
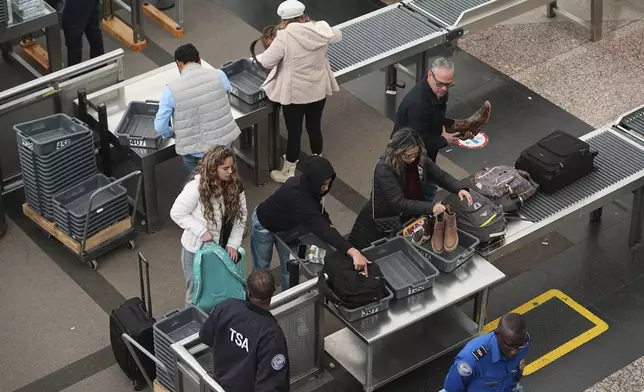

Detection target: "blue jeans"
[423, 182, 438, 203]
[183, 155, 201, 175]
[250, 208, 292, 290]
[180, 247, 196, 306]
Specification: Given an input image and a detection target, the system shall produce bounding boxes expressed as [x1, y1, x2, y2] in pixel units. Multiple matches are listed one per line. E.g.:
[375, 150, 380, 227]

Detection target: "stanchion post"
[104, 0, 114, 19]
[97, 103, 113, 177]
[132, 0, 145, 44]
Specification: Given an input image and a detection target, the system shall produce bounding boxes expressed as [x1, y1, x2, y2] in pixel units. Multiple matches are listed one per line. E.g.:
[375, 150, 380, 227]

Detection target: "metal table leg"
[365, 343, 374, 392]
[254, 121, 270, 186]
[629, 187, 644, 246]
[546, 1, 557, 18]
[474, 287, 489, 334]
[590, 0, 603, 42]
[45, 25, 63, 71]
[416, 51, 428, 83]
[142, 166, 161, 233]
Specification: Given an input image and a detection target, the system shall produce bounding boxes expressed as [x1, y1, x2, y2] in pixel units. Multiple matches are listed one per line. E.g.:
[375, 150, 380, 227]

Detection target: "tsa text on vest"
[229, 328, 250, 352]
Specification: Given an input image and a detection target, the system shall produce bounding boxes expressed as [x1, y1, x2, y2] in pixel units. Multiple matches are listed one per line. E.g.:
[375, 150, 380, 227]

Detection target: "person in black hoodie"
[251, 155, 370, 289]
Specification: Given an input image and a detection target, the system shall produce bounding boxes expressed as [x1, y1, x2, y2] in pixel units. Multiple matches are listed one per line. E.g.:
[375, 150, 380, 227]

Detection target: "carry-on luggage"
[473, 165, 539, 212]
[515, 130, 598, 194]
[191, 243, 247, 314]
[109, 253, 156, 391]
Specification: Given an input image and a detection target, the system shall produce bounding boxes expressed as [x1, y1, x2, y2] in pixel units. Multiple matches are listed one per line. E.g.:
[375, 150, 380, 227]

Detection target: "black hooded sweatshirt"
[256, 156, 353, 254]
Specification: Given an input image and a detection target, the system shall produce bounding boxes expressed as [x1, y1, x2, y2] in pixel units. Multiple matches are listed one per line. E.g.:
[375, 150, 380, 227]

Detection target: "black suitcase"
[110, 253, 156, 390]
[515, 130, 597, 194]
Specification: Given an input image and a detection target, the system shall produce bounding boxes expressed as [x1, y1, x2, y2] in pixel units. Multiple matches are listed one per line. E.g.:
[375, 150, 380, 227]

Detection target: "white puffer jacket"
[170, 176, 247, 253]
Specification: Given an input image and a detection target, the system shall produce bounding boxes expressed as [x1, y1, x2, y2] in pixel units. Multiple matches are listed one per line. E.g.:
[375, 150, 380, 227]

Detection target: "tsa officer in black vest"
[199, 269, 290, 392]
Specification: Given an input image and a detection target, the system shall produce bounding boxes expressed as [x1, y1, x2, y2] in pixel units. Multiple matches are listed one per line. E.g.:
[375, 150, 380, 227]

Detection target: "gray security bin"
[362, 237, 439, 299]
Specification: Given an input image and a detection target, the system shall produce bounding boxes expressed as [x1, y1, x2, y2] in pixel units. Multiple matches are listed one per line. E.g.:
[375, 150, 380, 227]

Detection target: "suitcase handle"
[138, 253, 152, 318]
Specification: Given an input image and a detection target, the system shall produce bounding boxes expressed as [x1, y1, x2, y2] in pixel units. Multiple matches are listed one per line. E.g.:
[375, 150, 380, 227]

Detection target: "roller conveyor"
[329, 4, 441, 73]
[329, 3, 446, 83]
[519, 131, 644, 222]
[410, 0, 491, 27]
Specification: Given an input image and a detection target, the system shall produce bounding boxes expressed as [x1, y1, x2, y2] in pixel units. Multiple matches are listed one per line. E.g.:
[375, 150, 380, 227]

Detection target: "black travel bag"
[515, 130, 598, 194]
[444, 189, 507, 244]
[317, 252, 387, 309]
[109, 253, 156, 391]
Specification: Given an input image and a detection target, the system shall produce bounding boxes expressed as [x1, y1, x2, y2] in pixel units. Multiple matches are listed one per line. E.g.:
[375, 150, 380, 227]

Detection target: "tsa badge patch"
[457, 361, 473, 377]
[271, 354, 286, 371]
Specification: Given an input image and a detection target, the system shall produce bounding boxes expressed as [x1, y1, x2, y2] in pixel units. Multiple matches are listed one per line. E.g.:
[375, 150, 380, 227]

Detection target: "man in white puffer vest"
[154, 44, 241, 174]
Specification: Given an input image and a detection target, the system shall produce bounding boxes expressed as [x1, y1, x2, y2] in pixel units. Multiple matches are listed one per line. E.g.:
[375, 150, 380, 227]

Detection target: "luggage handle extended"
[138, 252, 152, 318]
[122, 333, 169, 390]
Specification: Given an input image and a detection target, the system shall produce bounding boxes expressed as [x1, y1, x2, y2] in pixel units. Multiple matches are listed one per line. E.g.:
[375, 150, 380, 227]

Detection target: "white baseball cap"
[277, 0, 306, 20]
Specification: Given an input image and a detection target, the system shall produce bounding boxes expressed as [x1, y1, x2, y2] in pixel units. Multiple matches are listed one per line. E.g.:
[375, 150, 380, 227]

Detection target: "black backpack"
[318, 252, 387, 309]
[515, 130, 598, 194]
[444, 189, 507, 244]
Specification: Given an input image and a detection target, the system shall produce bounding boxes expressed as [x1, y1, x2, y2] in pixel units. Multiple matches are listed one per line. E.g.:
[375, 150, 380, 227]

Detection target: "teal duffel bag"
[191, 243, 247, 314]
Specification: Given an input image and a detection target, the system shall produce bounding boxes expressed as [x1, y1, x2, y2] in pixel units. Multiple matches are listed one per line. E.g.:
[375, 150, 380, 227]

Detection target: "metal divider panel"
[519, 131, 644, 222]
[328, 5, 440, 73]
[410, 0, 491, 27]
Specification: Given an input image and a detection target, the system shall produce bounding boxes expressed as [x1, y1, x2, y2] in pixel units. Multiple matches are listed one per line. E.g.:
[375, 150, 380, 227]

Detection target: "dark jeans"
[62, 0, 104, 66]
[282, 98, 326, 162]
[183, 155, 201, 175]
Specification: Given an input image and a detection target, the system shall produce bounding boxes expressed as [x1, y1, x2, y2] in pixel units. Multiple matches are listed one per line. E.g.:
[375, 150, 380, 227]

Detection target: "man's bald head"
[495, 313, 528, 359]
[247, 270, 276, 308]
[499, 313, 526, 335]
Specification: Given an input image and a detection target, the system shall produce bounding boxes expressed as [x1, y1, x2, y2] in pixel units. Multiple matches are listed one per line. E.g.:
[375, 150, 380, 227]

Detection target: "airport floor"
[2, 0, 644, 391]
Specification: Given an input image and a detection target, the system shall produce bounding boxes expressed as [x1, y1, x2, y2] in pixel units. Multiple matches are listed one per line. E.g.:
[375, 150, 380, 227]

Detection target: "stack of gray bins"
[12, 0, 43, 20]
[153, 306, 209, 391]
[52, 174, 129, 240]
[16, 114, 97, 222]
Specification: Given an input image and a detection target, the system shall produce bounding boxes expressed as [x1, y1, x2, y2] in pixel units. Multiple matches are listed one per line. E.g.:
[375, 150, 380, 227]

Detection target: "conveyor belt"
[519, 131, 644, 222]
[328, 4, 443, 73]
[410, 0, 491, 27]
[619, 106, 644, 136]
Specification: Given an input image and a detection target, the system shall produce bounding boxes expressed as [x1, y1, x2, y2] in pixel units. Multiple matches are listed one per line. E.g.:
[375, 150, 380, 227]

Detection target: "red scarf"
[404, 164, 422, 200]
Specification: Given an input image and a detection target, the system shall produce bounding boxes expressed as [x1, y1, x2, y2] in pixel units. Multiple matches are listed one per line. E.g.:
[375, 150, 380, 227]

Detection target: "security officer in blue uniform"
[199, 270, 290, 392]
[443, 313, 530, 392]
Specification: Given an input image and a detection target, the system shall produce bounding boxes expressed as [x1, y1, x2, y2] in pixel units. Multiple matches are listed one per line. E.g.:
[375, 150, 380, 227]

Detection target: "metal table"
[325, 254, 505, 392]
[480, 122, 644, 262]
[74, 61, 280, 234]
[0, 2, 62, 75]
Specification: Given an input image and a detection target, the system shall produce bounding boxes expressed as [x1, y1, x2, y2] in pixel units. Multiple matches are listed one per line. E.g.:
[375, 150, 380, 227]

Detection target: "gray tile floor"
[2, 0, 644, 391]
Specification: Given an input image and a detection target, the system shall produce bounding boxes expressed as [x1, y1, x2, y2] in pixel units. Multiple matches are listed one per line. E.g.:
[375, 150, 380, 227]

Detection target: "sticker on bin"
[21, 137, 34, 150]
[361, 306, 381, 318]
[56, 139, 72, 150]
[408, 285, 426, 296]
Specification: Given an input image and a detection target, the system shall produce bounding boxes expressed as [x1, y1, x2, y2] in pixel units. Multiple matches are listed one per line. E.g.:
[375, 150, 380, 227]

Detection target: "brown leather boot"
[447, 101, 492, 137]
[444, 207, 459, 252]
[431, 214, 445, 254]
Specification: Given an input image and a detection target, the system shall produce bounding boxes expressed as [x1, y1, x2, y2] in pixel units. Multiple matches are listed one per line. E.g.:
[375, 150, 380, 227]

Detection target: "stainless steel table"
[74, 62, 280, 233]
[0, 3, 62, 74]
[325, 254, 505, 392]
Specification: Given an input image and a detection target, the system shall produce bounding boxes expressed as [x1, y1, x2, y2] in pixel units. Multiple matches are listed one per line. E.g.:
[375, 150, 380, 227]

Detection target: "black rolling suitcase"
[515, 130, 597, 194]
[110, 253, 156, 390]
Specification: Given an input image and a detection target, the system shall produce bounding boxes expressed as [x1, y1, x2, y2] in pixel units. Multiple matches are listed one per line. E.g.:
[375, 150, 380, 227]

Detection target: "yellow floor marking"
[483, 289, 608, 376]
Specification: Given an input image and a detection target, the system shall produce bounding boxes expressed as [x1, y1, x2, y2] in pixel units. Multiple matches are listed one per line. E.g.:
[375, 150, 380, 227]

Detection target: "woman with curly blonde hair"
[170, 146, 248, 304]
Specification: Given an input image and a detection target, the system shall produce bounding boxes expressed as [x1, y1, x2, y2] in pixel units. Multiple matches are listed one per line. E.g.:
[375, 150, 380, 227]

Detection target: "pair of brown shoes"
[431, 207, 459, 253]
[446, 101, 492, 138]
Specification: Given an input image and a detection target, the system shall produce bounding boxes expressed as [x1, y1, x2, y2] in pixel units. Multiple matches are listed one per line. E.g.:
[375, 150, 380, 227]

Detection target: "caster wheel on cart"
[87, 260, 98, 270]
[43, 231, 52, 239]
[126, 240, 136, 250]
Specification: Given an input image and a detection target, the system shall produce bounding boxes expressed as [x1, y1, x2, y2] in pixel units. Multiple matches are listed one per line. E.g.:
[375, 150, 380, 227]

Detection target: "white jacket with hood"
[257, 21, 341, 105]
[170, 175, 248, 253]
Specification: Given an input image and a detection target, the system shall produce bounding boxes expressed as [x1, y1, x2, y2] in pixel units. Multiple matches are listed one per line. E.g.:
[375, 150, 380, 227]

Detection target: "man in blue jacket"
[443, 313, 529, 392]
